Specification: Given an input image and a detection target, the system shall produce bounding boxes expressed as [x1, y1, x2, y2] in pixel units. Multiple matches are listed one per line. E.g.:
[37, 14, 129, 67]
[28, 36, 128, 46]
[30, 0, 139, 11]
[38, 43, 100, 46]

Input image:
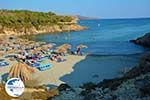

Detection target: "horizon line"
[0, 9, 150, 20]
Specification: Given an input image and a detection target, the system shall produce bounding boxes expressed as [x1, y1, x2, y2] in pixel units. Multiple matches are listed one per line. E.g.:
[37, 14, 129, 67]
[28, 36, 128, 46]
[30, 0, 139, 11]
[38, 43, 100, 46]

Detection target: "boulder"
[80, 82, 97, 91]
[57, 84, 73, 92]
[97, 78, 126, 90]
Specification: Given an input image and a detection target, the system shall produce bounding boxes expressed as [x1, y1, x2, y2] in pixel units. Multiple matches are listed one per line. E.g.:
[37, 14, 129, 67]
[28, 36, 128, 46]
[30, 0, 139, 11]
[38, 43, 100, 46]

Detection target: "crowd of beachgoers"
[0, 35, 87, 99]
[0, 35, 86, 72]
[0, 37, 86, 70]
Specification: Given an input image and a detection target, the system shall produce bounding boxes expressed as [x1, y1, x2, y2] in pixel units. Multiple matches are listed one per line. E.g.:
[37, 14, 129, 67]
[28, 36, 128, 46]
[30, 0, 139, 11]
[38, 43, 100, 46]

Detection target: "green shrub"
[0, 10, 74, 29]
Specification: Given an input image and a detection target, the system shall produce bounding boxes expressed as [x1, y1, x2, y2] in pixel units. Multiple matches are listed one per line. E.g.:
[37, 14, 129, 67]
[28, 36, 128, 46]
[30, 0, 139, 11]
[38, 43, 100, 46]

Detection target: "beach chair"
[38, 63, 52, 71]
[0, 59, 4, 62]
[32, 62, 40, 67]
[27, 60, 40, 67]
[0, 62, 9, 67]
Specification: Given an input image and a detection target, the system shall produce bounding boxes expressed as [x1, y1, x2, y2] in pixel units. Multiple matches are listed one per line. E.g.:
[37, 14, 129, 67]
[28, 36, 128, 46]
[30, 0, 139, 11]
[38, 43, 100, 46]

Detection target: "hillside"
[0, 10, 86, 35]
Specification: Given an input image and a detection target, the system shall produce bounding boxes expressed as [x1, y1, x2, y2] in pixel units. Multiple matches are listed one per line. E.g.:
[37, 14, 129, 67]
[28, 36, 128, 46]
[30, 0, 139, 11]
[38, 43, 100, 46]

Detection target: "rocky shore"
[51, 33, 150, 100]
[0, 24, 86, 36]
[130, 32, 150, 47]
[52, 55, 150, 100]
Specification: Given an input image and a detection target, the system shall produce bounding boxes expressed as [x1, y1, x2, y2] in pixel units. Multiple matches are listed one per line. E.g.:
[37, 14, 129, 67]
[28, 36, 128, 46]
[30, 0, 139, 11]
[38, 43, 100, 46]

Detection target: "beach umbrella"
[30, 49, 37, 54]
[56, 44, 71, 54]
[16, 49, 23, 54]
[47, 43, 56, 48]
[77, 44, 88, 49]
[57, 44, 71, 49]
[50, 43, 56, 46]
[29, 41, 36, 44]
[36, 47, 42, 51]
[55, 48, 67, 54]
[6, 49, 14, 54]
[39, 42, 46, 46]
[0, 51, 5, 57]
[40, 45, 49, 51]
[8, 62, 35, 82]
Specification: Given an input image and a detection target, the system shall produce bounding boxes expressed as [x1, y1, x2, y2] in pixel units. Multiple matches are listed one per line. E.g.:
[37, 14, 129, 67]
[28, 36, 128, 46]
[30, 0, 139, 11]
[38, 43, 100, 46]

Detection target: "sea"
[33, 18, 150, 87]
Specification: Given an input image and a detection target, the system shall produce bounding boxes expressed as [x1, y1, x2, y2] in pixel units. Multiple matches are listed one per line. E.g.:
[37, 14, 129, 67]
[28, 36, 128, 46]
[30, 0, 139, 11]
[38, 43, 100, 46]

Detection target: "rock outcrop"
[0, 24, 86, 36]
[130, 32, 150, 47]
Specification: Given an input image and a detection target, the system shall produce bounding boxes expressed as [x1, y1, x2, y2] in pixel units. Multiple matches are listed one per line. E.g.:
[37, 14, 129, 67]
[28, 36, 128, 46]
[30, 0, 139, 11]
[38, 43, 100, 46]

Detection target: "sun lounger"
[0, 59, 4, 62]
[31, 62, 40, 67]
[38, 63, 52, 71]
[37, 57, 47, 62]
[26, 60, 40, 67]
[57, 58, 66, 63]
[4, 54, 16, 58]
[0, 62, 9, 67]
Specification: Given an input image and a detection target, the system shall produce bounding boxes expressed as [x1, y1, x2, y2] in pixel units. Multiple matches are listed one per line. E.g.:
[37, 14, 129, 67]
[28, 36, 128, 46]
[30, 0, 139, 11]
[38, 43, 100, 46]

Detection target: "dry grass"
[0, 84, 12, 100]
[31, 88, 59, 100]
[0, 83, 59, 100]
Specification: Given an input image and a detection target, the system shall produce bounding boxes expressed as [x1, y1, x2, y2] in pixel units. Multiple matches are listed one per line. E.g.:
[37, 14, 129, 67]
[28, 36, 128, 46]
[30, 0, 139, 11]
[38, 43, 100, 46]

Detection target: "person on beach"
[77, 47, 81, 55]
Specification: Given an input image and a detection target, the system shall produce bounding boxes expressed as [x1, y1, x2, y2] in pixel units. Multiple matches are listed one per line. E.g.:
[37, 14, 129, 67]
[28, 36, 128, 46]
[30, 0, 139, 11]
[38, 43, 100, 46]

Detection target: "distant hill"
[75, 15, 99, 20]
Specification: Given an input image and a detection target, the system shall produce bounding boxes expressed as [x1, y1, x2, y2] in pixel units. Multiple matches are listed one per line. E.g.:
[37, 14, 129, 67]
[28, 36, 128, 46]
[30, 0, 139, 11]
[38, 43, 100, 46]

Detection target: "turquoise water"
[34, 18, 150, 87]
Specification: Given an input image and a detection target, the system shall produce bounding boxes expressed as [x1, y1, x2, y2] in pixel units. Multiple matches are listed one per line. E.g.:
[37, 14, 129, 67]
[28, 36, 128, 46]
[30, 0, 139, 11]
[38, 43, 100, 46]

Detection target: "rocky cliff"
[0, 24, 86, 36]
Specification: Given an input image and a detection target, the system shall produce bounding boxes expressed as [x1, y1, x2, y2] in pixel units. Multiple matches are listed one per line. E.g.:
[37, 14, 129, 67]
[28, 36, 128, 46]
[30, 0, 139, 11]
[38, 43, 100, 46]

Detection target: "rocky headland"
[1, 24, 85, 36]
[0, 10, 86, 36]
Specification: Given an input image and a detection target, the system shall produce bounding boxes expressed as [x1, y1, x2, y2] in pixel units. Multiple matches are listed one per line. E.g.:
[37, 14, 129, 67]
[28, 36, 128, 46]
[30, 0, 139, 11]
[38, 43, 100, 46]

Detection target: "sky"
[0, 0, 150, 19]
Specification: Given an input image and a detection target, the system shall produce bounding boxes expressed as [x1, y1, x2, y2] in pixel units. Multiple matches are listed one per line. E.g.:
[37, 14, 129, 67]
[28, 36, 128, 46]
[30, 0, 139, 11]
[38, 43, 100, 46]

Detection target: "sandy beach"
[0, 55, 86, 86]
[0, 34, 87, 99]
[0, 34, 87, 87]
[33, 55, 86, 86]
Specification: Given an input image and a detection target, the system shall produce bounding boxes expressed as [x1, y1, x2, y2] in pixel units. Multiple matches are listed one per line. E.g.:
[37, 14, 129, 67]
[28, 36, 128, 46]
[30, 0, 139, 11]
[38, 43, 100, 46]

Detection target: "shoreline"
[33, 55, 86, 86]
[0, 24, 87, 36]
[52, 33, 150, 100]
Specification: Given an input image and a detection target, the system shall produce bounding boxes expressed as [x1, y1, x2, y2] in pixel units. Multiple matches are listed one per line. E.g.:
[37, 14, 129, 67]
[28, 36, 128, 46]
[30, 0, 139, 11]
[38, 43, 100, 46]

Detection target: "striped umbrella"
[8, 62, 35, 82]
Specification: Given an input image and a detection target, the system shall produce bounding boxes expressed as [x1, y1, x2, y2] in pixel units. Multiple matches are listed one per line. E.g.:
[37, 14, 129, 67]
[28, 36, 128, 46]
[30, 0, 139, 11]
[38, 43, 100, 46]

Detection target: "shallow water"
[60, 55, 140, 87]
[33, 18, 150, 87]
